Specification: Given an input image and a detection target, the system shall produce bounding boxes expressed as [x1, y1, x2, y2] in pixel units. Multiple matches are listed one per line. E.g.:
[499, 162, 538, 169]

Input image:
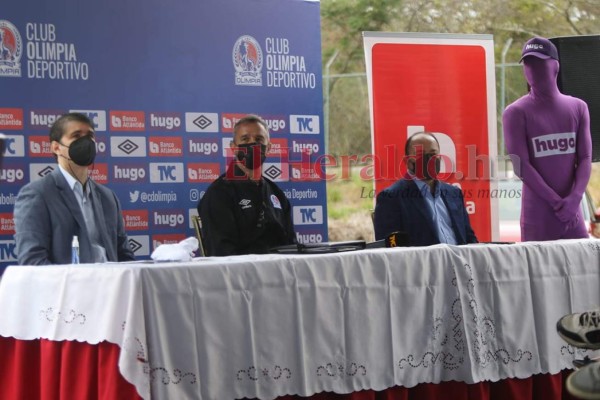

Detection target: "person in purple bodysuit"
[503, 37, 592, 241]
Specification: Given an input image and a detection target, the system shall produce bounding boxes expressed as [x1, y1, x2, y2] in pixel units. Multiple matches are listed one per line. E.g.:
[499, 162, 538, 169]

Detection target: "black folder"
[270, 240, 367, 254]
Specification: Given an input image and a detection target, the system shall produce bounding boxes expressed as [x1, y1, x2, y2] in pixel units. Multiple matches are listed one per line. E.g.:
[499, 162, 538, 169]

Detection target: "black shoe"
[557, 310, 600, 350]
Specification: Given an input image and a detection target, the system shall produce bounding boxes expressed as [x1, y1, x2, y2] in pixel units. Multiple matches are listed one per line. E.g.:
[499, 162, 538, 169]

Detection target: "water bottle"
[71, 236, 80, 264]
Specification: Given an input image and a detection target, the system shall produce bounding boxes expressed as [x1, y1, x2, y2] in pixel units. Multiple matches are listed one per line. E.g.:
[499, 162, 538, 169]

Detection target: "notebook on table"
[270, 240, 367, 254]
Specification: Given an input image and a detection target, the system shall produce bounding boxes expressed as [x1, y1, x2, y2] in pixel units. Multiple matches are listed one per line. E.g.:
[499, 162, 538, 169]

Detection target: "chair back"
[191, 215, 207, 257]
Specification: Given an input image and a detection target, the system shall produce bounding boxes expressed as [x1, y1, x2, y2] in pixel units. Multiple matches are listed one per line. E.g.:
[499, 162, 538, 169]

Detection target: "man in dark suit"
[13, 113, 135, 265]
[374, 132, 477, 246]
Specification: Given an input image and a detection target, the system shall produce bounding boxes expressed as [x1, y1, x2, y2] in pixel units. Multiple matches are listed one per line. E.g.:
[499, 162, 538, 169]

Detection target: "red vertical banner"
[364, 33, 497, 242]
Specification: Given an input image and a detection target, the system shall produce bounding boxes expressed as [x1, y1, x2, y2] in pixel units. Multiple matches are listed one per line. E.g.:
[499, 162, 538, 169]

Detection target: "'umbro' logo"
[118, 139, 139, 154]
[239, 199, 252, 209]
[193, 115, 212, 129]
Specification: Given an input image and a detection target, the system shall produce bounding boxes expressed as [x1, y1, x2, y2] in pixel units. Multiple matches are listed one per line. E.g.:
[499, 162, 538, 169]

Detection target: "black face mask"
[236, 143, 266, 170]
[62, 135, 97, 166]
[411, 153, 441, 180]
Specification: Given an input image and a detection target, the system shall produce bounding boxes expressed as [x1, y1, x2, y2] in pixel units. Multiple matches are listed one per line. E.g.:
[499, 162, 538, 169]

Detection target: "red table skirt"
[0, 336, 578, 400]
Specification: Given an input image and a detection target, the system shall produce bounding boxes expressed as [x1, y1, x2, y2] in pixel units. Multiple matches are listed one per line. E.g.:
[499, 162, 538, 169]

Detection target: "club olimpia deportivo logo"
[233, 35, 263, 86]
[0, 20, 22, 77]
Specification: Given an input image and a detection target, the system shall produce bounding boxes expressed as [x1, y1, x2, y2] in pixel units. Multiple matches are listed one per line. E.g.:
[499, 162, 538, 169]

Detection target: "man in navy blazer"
[13, 113, 135, 265]
[374, 132, 477, 246]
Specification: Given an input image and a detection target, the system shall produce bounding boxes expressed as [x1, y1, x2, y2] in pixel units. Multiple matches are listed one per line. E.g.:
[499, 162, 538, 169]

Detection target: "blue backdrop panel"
[0, 0, 326, 271]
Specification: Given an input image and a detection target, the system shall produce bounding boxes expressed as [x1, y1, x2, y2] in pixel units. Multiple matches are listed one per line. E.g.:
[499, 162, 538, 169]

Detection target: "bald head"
[405, 132, 442, 182]
[405, 132, 440, 156]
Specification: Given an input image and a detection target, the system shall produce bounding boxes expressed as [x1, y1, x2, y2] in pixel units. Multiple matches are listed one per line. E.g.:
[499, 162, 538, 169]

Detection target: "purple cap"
[520, 37, 559, 62]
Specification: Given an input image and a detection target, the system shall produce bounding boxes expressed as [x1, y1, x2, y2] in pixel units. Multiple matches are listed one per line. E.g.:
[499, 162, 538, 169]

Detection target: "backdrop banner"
[0, 0, 326, 270]
[363, 32, 498, 242]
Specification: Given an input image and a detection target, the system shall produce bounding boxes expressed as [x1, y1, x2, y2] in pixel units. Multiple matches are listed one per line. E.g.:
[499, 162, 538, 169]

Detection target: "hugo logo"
[532, 132, 576, 158]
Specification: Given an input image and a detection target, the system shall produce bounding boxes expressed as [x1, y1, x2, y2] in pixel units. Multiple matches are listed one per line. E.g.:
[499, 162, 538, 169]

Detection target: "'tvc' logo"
[290, 115, 320, 134]
[293, 206, 323, 225]
[149, 163, 184, 183]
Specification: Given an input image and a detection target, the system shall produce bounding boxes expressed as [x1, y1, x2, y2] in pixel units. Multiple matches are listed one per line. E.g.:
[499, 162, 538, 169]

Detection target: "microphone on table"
[366, 231, 409, 249]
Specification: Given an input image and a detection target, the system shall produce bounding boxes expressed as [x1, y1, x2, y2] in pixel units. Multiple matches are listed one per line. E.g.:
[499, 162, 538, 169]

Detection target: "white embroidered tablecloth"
[1, 239, 599, 400]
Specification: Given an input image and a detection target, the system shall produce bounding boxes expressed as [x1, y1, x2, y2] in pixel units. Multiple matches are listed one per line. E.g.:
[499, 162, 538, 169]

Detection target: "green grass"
[326, 167, 374, 220]
[326, 167, 376, 241]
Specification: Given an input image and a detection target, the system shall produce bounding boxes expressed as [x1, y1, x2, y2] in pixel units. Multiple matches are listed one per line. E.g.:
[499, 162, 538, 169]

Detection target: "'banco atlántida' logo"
[233, 35, 262, 86]
[0, 20, 22, 77]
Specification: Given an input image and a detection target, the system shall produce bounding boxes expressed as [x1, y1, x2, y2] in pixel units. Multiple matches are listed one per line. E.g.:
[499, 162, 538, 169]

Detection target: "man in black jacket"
[197, 114, 296, 256]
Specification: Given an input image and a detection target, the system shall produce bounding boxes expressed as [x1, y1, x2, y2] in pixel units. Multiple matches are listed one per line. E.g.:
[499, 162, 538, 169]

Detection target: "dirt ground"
[328, 209, 374, 242]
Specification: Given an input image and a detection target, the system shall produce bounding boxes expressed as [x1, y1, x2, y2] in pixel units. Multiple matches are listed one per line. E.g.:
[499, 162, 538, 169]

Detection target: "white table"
[1, 239, 599, 400]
